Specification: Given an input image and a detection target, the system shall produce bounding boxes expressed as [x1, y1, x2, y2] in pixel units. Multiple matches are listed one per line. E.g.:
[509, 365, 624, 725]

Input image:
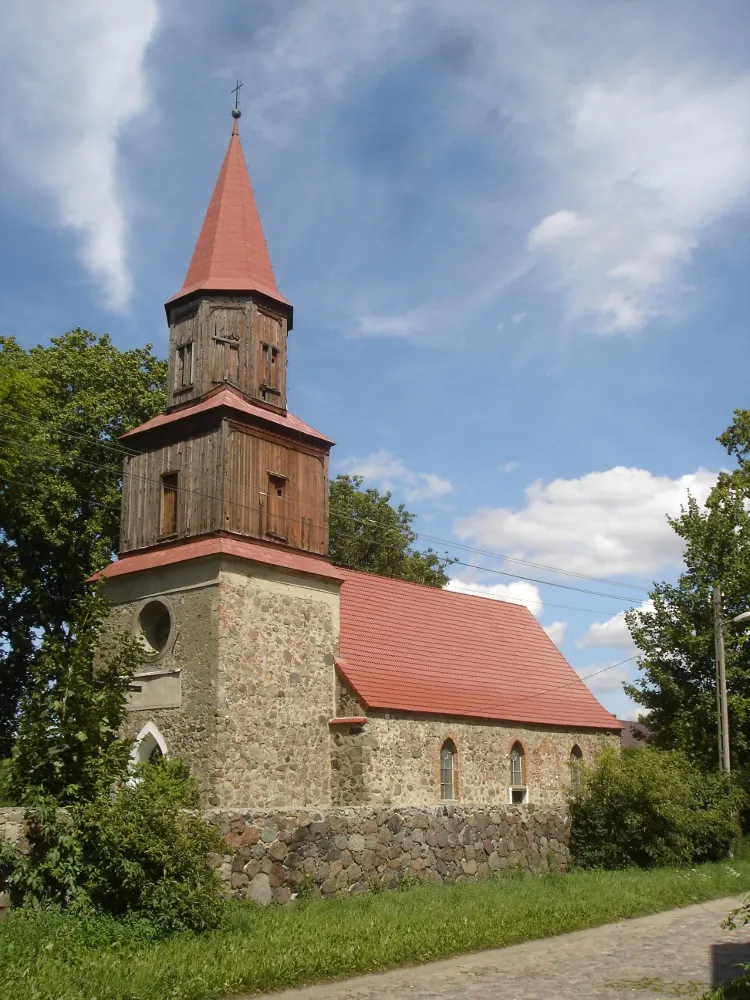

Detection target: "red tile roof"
[167, 120, 290, 309]
[328, 717, 368, 726]
[92, 535, 344, 583]
[120, 387, 334, 447]
[338, 570, 620, 730]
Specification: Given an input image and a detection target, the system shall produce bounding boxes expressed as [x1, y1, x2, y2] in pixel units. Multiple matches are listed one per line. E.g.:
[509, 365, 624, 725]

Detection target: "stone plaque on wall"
[127, 669, 182, 711]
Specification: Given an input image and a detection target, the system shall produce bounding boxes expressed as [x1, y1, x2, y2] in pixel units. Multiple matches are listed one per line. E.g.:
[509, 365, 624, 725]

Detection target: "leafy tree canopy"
[626, 409, 750, 770]
[0, 331, 167, 754]
[328, 474, 454, 587]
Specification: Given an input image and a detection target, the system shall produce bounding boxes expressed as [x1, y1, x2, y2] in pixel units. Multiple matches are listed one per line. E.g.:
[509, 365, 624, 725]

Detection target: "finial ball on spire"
[232, 107, 241, 119]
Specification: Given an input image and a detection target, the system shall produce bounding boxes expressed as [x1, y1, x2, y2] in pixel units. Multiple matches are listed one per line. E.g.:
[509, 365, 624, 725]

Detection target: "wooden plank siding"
[119, 417, 328, 557]
[166, 294, 289, 413]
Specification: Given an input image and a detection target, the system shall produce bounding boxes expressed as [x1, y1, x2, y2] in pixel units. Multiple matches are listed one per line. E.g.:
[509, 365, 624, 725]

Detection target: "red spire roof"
[168, 120, 290, 308]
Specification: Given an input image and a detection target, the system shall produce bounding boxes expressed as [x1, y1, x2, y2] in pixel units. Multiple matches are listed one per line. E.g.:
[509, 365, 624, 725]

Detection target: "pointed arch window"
[570, 745, 583, 795]
[132, 722, 168, 766]
[509, 742, 527, 804]
[440, 739, 456, 800]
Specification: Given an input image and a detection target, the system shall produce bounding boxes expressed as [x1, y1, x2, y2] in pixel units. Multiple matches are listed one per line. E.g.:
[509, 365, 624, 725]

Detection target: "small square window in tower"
[175, 342, 193, 391]
[266, 474, 288, 541]
[160, 473, 179, 537]
[259, 343, 281, 400]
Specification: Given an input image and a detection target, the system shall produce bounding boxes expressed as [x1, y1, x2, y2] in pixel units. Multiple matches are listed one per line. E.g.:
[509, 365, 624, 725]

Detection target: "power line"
[0, 448, 645, 607]
[500, 653, 640, 711]
[0, 412, 651, 596]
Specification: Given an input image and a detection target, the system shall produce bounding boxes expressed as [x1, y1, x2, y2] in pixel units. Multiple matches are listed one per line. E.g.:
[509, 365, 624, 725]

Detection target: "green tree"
[0, 331, 166, 754]
[6, 589, 142, 806]
[626, 409, 750, 770]
[328, 474, 453, 587]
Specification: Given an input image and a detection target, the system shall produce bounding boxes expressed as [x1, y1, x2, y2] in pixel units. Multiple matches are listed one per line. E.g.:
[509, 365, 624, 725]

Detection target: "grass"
[1, 859, 749, 1000]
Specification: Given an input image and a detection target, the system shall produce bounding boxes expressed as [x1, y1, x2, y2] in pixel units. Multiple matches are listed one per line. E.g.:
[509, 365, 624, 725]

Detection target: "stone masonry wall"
[103, 559, 222, 804]
[0, 809, 27, 918]
[332, 676, 618, 808]
[212, 564, 340, 809]
[208, 804, 570, 906]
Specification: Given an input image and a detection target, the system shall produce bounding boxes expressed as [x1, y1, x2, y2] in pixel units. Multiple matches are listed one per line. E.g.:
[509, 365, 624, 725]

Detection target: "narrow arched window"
[133, 722, 168, 766]
[440, 740, 456, 800]
[509, 742, 527, 803]
[570, 745, 583, 794]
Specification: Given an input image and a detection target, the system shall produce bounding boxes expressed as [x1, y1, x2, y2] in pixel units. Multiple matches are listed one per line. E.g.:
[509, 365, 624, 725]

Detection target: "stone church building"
[98, 113, 620, 813]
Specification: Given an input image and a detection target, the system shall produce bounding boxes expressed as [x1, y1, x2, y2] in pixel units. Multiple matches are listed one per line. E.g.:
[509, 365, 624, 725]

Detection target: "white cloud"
[243, 1, 750, 337]
[340, 449, 453, 502]
[0, 1, 159, 310]
[543, 620, 568, 646]
[577, 600, 653, 651]
[501, 461, 519, 474]
[575, 663, 632, 697]
[445, 577, 543, 617]
[455, 465, 716, 577]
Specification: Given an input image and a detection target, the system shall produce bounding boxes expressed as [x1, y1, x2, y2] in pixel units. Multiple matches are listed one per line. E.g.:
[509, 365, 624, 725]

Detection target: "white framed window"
[131, 722, 168, 766]
[509, 742, 527, 804]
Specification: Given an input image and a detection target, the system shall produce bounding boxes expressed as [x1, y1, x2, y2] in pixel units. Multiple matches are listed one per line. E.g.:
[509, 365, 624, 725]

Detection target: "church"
[98, 110, 620, 812]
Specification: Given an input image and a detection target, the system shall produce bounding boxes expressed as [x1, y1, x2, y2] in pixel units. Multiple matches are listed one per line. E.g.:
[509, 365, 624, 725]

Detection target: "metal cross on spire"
[231, 80, 243, 120]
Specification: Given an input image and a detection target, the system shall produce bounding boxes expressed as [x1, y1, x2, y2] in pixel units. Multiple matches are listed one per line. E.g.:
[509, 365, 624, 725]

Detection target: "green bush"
[570, 746, 741, 869]
[0, 758, 227, 935]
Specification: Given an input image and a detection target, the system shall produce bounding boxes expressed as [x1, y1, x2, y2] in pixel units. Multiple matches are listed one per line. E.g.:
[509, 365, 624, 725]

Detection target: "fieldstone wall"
[103, 556, 341, 810]
[208, 804, 571, 906]
[332, 677, 617, 808]
[0, 809, 27, 918]
[213, 565, 340, 809]
[103, 558, 222, 802]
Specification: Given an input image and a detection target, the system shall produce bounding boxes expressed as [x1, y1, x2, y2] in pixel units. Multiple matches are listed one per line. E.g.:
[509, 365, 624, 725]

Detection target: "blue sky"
[2, 0, 750, 719]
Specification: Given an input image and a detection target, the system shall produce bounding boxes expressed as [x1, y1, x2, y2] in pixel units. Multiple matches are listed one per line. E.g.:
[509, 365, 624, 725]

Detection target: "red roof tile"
[338, 570, 620, 730]
[168, 120, 290, 308]
[120, 388, 334, 447]
[328, 717, 368, 726]
[92, 535, 344, 583]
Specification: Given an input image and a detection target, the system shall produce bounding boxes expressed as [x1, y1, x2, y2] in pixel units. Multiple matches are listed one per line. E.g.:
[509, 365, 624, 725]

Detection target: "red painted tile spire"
[168, 112, 290, 308]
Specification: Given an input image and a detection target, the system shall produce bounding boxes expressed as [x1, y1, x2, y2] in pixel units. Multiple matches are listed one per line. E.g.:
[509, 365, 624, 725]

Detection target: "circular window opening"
[137, 600, 172, 657]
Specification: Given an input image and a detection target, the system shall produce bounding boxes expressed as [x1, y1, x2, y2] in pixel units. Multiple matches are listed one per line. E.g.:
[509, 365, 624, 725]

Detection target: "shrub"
[570, 746, 741, 869]
[0, 758, 227, 935]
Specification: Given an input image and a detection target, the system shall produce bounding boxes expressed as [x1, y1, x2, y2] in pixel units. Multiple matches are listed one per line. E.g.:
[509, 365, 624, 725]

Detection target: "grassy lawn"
[1, 859, 749, 1000]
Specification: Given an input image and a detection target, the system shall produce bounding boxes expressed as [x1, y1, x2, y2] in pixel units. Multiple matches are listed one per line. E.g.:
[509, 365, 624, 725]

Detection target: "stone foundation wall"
[208, 804, 570, 906]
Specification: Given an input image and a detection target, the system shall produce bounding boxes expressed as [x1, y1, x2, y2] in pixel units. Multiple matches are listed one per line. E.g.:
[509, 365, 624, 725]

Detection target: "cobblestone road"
[253, 898, 750, 1000]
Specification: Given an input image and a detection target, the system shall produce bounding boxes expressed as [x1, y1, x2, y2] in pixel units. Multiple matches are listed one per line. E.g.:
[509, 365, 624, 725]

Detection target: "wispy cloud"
[339, 449, 453, 502]
[240, 0, 750, 339]
[0, 0, 159, 310]
[356, 310, 428, 339]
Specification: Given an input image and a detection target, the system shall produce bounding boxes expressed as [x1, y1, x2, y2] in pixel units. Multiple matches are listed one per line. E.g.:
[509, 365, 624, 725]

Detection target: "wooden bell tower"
[118, 113, 334, 559]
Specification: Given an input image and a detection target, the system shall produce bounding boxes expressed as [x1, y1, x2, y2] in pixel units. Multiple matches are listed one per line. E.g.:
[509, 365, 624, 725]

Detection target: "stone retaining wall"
[1, 803, 571, 912]
[207, 804, 570, 905]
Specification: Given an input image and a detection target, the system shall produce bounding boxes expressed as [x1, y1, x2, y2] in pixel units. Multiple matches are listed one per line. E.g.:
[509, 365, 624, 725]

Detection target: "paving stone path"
[252, 898, 750, 1000]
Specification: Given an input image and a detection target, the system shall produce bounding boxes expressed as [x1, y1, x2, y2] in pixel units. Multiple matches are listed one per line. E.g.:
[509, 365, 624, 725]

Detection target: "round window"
[136, 600, 173, 657]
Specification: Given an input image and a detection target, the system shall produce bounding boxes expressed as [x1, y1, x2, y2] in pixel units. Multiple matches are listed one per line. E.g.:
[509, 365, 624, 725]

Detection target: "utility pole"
[712, 586, 731, 773]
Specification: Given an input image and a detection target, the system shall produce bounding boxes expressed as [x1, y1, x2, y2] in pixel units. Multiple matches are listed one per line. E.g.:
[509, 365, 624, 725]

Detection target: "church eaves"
[167, 119, 290, 310]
